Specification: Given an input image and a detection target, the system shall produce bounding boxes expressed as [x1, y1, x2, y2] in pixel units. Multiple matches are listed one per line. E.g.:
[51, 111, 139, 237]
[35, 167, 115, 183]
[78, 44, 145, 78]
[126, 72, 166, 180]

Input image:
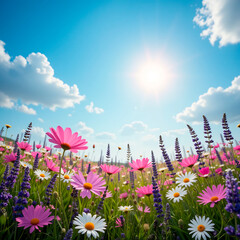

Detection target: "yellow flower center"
[83, 183, 93, 190]
[40, 173, 45, 178]
[30, 218, 40, 225]
[125, 207, 128, 210]
[210, 196, 219, 202]
[24, 164, 26, 167]
[64, 175, 70, 179]
[197, 224, 205, 232]
[173, 192, 180, 198]
[183, 178, 189, 183]
[61, 143, 71, 151]
[85, 222, 94, 230]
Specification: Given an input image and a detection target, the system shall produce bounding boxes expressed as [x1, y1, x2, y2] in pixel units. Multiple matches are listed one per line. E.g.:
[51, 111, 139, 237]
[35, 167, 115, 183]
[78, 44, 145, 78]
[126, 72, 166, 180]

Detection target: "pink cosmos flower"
[71, 171, 106, 199]
[164, 180, 173, 186]
[36, 144, 41, 149]
[45, 158, 60, 172]
[136, 185, 153, 197]
[16, 205, 54, 233]
[46, 126, 88, 153]
[31, 152, 42, 159]
[0, 147, 5, 152]
[115, 217, 125, 228]
[129, 158, 151, 171]
[197, 184, 227, 207]
[100, 189, 112, 198]
[0, 137, 4, 141]
[198, 167, 210, 177]
[179, 155, 198, 168]
[137, 206, 151, 213]
[17, 142, 32, 152]
[215, 168, 223, 175]
[45, 146, 51, 151]
[119, 192, 128, 199]
[100, 164, 121, 175]
[233, 145, 240, 151]
[214, 143, 220, 149]
[4, 153, 17, 163]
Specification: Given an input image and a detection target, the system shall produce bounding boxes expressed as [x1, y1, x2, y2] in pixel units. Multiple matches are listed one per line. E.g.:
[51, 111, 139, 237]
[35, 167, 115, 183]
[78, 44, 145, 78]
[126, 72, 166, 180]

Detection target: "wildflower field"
[0, 113, 240, 240]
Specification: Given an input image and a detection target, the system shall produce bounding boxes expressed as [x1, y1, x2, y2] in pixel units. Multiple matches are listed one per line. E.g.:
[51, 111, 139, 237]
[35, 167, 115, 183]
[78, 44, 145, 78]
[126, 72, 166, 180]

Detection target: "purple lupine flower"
[44, 174, 57, 205]
[0, 165, 12, 208]
[69, 188, 79, 228]
[63, 228, 73, 240]
[151, 151, 158, 180]
[222, 113, 234, 143]
[12, 166, 31, 219]
[106, 144, 110, 163]
[215, 149, 223, 165]
[127, 144, 131, 163]
[224, 170, 240, 238]
[187, 124, 204, 167]
[175, 138, 183, 162]
[203, 115, 214, 148]
[23, 122, 32, 142]
[164, 203, 171, 231]
[130, 171, 134, 189]
[13, 134, 19, 154]
[86, 163, 91, 174]
[152, 176, 163, 218]
[118, 172, 120, 182]
[32, 141, 35, 152]
[159, 137, 175, 178]
[6, 149, 20, 189]
[33, 153, 39, 171]
[83, 208, 90, 214]
[96, 186, 108, 214]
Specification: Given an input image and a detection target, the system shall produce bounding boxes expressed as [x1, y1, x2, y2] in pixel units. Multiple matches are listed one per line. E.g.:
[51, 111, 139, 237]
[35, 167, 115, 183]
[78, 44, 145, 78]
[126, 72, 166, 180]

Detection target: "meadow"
[0, 114, 239, 240]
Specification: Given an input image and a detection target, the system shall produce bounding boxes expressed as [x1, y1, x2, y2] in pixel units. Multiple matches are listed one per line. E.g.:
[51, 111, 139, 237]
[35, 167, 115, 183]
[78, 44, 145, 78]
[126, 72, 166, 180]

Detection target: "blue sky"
[0, 0, 240, 161]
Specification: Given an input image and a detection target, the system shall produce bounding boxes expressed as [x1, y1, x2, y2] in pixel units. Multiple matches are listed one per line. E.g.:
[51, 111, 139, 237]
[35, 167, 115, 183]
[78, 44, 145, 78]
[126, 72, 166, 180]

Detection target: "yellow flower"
[5, 124, 11, 129]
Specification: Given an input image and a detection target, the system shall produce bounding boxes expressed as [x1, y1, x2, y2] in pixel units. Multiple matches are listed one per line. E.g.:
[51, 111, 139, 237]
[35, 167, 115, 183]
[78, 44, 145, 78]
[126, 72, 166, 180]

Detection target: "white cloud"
[0, 40, 85, 111]
[31, 127, 45, 138]
[68, 114, 72, 117]
[96, 132, 116, 140]
[120, 121, 148, 135]
[38, 118, 44, 122]
[193, 0, 240, 46]
[141, 134, 157, 142]
[85, 102, 104, 114]
[17, 104, 36, 115]
[175, 76, 240, 124]
[78, 121, 94, 136]
[161, 128, 187, 137]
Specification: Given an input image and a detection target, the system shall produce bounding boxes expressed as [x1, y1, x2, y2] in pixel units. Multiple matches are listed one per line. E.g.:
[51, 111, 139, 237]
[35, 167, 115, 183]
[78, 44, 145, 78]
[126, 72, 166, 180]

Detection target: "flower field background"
[0, 114, 240, 240]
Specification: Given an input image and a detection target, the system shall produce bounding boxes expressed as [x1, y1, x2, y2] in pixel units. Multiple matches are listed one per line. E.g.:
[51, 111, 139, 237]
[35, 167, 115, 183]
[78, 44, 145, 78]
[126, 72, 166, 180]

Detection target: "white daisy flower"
[118, 205, 133, 212]
[73, 212, 106, 239]
[166, 186, 187, 202]
[34, 169, 51, 180]
[61, 171, 74, 183]
[20, 161, 33, 169]
[176, 172, 197, 187]
[188, 216, 214, 240]
[225, 168, 234, 172]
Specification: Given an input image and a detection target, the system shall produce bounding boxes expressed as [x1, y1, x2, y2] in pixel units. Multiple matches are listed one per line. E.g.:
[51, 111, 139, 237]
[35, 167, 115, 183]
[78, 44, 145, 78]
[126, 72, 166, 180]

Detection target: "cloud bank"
[0, 40, 85, 111]
[85, 102, 104, 114]
[194, 0, 240, 46]
[175, 76, 240, 124]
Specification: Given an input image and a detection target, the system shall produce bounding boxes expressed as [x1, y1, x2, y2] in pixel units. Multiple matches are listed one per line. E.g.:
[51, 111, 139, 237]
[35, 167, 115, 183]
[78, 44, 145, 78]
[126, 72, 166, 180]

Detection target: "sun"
[132, 55, 174, 97]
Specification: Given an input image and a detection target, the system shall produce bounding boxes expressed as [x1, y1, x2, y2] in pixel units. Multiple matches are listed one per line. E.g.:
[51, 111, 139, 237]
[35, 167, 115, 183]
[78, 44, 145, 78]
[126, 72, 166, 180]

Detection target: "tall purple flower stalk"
[13, 166, 31, 219]
[0, 165, 12, 209]
[159, 136, 175, 177]
[86, 163, 91, 174]
[33, 153, 39, 171]
[13, 134, 19, 154]
[130, 171, 134, 189]
[6, 149, 20, 189]
[203, 115, 214, 148]
[44, 174, 57, 205]
[96, 186, 108, 214]
[222, 113, 234, 143]
[63, 228, 73, 240]
[152, 176, 163, 219]
[151, 151, 158, 180]
[70, 188, 79, 228]
[175, 138, 183, 162]
[187, 124, 204, 167]
[106, 144, 110, 164]
[224, 170, 240, 238]
[23, 122, 32, 142]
